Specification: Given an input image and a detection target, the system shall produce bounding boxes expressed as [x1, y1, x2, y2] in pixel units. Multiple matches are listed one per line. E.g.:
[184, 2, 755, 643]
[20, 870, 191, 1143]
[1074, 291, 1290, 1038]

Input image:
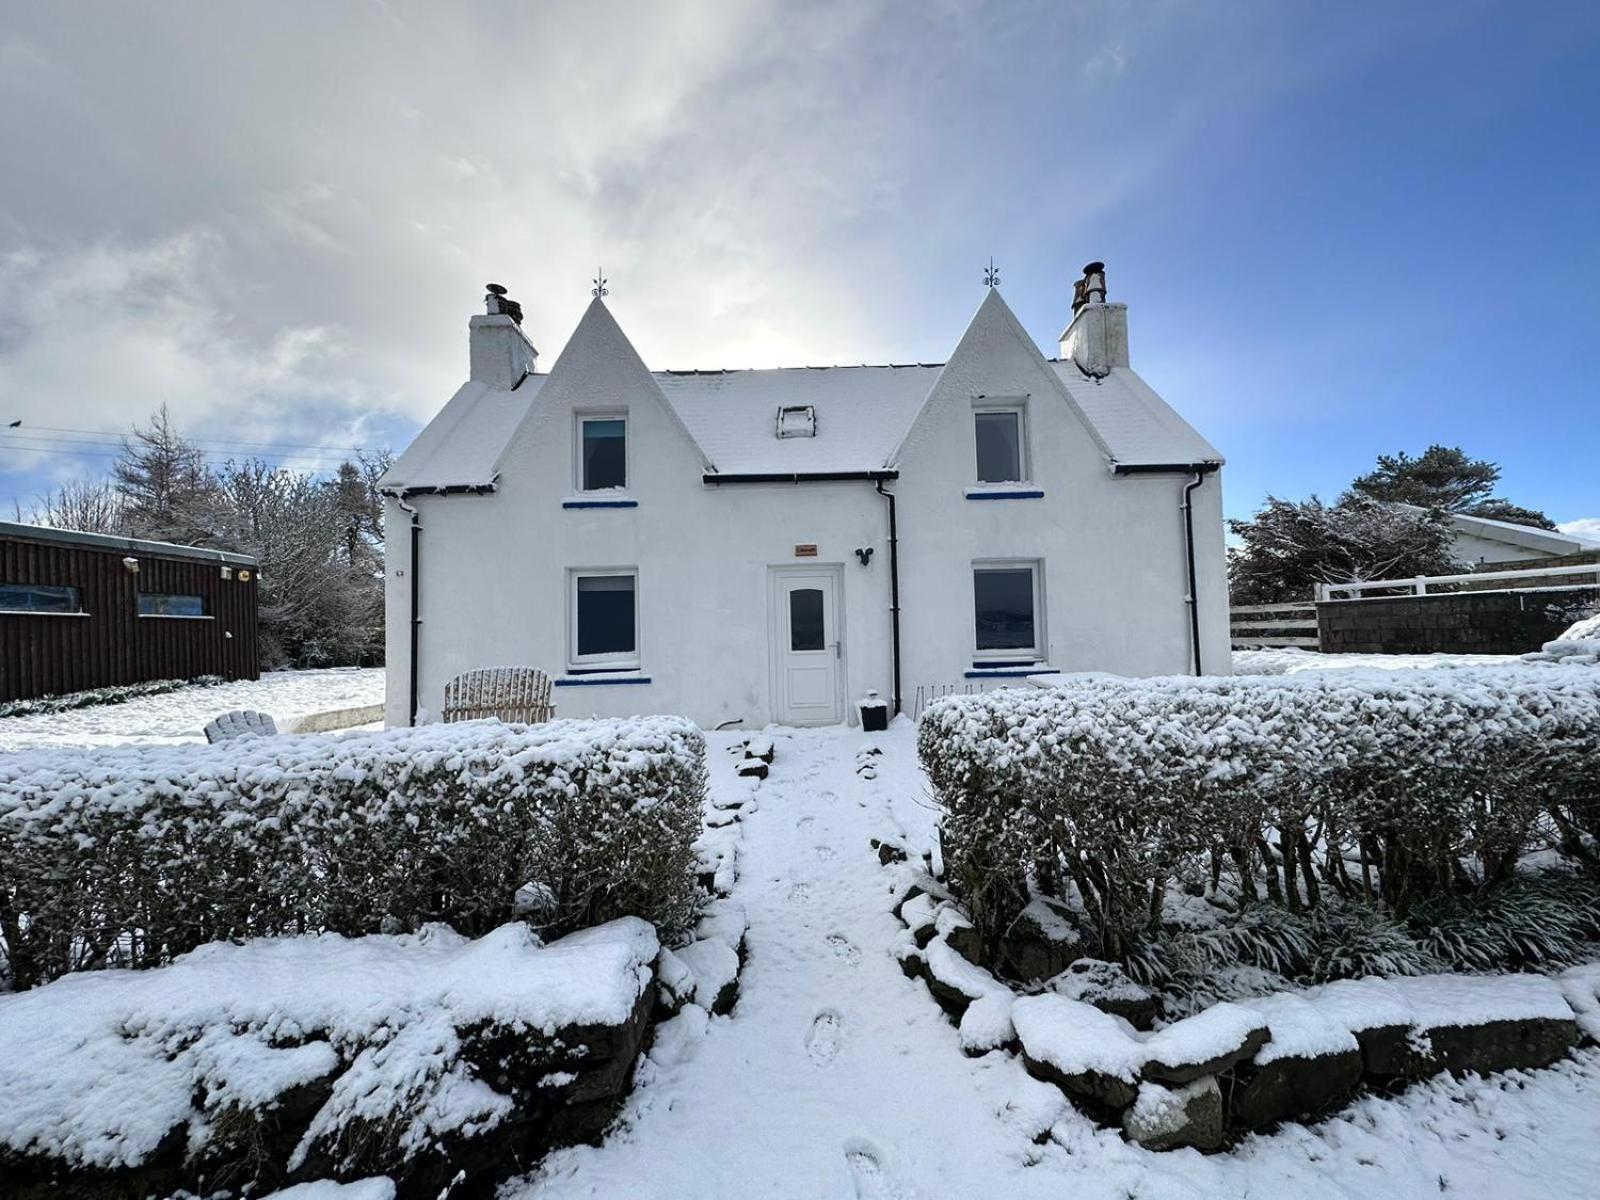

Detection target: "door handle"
[832, 642, 840, 659]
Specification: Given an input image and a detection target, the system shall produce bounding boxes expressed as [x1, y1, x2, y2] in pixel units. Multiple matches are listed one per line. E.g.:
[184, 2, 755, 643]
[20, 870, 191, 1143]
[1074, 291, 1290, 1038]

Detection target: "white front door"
[771, 566, 843, 725]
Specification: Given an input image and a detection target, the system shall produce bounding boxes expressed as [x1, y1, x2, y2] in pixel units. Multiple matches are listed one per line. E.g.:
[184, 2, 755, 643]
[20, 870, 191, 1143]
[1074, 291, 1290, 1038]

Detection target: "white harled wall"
[385, 295, 1230, 730]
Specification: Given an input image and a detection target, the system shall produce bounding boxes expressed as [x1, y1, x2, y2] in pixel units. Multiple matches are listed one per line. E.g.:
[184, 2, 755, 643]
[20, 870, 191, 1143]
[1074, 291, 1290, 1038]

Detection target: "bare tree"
[28, 478, 127, 534]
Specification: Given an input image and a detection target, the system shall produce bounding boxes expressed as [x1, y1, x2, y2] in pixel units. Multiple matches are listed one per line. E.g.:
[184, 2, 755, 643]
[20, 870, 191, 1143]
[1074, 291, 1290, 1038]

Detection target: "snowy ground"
[0, 668, 384, 750]
[509, 719, 1600, 1200]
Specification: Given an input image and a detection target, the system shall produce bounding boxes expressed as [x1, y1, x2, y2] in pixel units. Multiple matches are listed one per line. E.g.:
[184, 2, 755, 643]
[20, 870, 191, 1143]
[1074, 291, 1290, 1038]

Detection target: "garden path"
[512, 720, 1600, 1200]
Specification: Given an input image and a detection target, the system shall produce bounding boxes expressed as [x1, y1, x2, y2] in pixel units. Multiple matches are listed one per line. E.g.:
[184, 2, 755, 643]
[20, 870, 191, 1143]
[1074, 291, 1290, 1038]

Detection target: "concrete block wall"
[1317, 587, 1599, 656]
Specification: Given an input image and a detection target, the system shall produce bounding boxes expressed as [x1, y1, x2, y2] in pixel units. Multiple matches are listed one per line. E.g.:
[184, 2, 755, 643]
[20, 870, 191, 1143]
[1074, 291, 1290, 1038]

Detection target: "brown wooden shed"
[0, 521, 259, 704]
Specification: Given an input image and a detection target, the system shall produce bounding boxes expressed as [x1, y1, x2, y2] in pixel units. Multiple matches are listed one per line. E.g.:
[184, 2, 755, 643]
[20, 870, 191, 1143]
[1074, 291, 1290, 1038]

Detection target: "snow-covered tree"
[1228, 495, 1456, 604]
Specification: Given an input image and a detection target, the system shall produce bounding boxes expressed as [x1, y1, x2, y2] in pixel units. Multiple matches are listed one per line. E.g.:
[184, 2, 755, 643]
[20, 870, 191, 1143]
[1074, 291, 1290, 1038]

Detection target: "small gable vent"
[776, 405, 817, 439]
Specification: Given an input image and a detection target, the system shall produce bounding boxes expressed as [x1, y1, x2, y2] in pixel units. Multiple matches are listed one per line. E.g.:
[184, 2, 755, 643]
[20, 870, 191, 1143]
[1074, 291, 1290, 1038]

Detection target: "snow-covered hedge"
[0, 717, 706, 990]
[918, 667, 1600, 963]
[0, 918, 659, 1194]
[0, 674, 222, 719]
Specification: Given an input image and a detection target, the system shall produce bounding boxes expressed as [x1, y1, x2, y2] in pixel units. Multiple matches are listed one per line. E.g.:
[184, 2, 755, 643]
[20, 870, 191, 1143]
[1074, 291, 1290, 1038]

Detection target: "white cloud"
[1557, 518, 1600, 545]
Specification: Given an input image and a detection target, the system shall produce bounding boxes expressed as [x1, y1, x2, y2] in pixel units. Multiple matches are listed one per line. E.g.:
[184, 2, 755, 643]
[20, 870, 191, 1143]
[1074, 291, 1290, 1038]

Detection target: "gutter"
[703, 470, 899, 485]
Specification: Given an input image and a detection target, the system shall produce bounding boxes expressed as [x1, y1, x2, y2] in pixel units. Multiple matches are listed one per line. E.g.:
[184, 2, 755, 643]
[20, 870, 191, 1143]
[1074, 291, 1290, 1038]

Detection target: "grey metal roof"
[0, 521, 258, 567]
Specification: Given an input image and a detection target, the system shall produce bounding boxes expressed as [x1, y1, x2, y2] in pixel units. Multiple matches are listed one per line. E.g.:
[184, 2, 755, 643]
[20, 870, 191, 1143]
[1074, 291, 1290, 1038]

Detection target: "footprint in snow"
[845, 1141, 906, 1200]
[789, 881, 814, 903]
[797, 815, 816, 831]
[806, 1009, 843, 1065]
[814, 844, 837, 861]
[826, 933, 861, 965]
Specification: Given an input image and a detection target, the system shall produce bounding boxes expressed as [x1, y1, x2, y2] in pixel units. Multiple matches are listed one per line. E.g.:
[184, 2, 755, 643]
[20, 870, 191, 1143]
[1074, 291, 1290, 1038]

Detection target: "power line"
[0, 436, 373, 467]
[3, 422, 384, 456]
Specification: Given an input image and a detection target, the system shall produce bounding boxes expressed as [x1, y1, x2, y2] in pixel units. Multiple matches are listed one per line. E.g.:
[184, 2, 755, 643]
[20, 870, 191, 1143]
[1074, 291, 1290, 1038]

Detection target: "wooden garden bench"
[442, 666, 555, 725]
[203, 710, 279, 743]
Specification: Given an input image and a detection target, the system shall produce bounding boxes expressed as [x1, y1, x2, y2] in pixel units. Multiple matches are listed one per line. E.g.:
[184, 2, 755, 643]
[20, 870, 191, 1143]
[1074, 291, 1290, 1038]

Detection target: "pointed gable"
[888, 287, 1111, 467]
[500, 296, 713, 474]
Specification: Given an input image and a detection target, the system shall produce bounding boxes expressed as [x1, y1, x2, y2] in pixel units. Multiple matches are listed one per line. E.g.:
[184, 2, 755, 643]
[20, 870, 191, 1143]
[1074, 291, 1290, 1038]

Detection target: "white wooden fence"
[1229, 601, 1319, 649]
[1315, 561, 1600, 602]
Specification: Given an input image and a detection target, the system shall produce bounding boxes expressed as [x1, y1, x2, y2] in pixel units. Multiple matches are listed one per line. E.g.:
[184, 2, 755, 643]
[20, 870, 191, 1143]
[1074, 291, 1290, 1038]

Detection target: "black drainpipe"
[875, 479, 903, 716]
[1181, 471, 1205, 676]
[396, 495, 422, 725]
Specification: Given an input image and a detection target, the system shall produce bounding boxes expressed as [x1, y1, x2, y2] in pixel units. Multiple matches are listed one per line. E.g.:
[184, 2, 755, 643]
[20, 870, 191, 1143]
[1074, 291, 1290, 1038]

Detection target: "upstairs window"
[0, 582, 80, 614]
[580, 416, 628, 491]
[973, 562, 1042, 659]
[138, 593, 205, 617]
[776, 405, 816, 438]
[570, 570, 639, 668]
[974, 404, 1027, 484]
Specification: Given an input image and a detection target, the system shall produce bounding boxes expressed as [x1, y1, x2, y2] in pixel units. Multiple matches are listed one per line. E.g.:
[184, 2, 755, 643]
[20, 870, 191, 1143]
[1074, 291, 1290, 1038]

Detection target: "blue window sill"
[562, 498, 638, 509]
[965, 488, 1044, 500]
[555, 673, 652, 687]
[965, 666, 1059, 679]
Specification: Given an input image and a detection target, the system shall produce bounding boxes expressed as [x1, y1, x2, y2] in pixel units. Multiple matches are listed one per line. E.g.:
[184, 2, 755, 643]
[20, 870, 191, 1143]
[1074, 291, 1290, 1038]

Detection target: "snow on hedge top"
[923, 663, 1600, 789]
[0, 714, 702, 818]
[0, 918, 657, 1169]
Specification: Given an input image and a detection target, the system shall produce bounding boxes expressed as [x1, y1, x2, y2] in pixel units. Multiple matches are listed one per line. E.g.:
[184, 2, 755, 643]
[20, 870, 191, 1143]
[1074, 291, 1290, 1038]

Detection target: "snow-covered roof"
[384, 360, 1219, 491]
[381, 376, 546, 492]
[1048, 363, 1223, 470]
[658, 365, 942, 475]
[1395, 504, 1600, 557]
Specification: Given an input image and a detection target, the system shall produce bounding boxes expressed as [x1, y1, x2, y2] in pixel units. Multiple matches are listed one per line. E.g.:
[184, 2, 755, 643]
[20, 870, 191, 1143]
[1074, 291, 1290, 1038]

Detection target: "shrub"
[1409, 871, 1600, 972]
[918, 666, 1600, 973]
[0, 675, 223, 719]
[0, 716, 706, 990]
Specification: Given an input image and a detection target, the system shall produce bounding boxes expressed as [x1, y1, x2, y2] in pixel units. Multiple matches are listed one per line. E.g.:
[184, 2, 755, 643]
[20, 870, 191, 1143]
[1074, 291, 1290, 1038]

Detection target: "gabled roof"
[383, 293, 1223, 491]
[1398, 504, 1600, 556]
[381, 376, 545, 492]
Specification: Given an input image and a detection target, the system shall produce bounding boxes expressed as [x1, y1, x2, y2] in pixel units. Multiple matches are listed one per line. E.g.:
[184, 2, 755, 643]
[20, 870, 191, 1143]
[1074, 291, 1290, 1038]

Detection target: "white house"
[380, 264, 1229, 729]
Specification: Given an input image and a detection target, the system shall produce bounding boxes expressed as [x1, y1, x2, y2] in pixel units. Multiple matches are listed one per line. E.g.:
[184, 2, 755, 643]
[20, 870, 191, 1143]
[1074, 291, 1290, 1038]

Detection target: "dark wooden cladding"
[0, 528, 259, 703]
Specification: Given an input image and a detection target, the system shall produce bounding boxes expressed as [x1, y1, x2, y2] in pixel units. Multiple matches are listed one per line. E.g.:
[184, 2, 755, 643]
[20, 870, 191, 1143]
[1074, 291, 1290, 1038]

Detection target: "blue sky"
[2, 1, 1596, 531]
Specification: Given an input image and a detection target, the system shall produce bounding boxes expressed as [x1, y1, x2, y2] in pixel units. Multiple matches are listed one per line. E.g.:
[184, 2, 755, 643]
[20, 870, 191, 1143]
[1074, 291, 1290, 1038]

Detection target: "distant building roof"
[0, 520, 257, 566]
[1396, 504, 1600, 557]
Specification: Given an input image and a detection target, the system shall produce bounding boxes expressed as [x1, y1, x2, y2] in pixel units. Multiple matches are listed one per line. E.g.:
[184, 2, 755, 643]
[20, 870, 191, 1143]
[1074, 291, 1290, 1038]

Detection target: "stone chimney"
[469, 283, 538, 389]
[1059, 261, 1128, 377]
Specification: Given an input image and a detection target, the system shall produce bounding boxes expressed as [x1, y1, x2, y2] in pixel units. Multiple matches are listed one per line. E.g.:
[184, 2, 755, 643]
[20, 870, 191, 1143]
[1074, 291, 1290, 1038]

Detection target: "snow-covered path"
[513, 721, 1600, 1200]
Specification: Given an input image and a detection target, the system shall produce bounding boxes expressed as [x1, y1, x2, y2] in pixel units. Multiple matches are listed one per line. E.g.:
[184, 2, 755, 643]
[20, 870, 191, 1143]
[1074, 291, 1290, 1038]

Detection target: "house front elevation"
[380, 264, 1229, 729]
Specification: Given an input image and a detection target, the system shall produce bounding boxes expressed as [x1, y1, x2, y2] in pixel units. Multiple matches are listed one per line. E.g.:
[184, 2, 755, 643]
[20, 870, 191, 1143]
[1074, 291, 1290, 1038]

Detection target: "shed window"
[974, 406, 1026, 483]
[571, 571, 639, 667]
[776, 405, 816, 439]
[139, 593, 205, 617]
[0, 582, 81, 614]
[973, 563, 1042, 658]
[580, 417, 627, 491]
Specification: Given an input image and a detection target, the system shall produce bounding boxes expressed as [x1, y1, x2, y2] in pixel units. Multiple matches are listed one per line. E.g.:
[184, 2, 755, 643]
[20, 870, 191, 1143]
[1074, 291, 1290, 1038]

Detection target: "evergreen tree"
[1228, 495, 1457, 604]
[1348, 444, 1553, 529]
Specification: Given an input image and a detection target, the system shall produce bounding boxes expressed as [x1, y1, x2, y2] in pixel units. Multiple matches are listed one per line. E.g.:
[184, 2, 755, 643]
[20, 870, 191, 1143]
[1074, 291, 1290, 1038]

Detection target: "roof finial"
[591, 267, 609, 299]
[983, 257, 1000, 288]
